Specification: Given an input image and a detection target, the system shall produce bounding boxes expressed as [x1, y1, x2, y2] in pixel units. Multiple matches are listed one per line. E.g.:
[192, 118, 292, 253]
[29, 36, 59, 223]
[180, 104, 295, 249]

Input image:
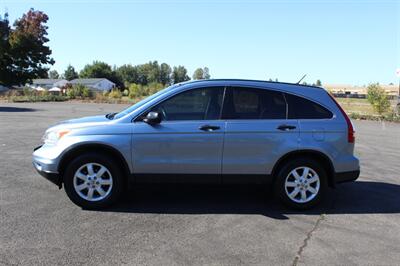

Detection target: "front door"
[132, 86, 225, 182]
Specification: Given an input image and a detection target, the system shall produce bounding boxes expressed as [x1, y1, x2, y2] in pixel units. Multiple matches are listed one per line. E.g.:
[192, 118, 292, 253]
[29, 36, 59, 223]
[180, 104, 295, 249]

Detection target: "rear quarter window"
[285, 93, 333, 119]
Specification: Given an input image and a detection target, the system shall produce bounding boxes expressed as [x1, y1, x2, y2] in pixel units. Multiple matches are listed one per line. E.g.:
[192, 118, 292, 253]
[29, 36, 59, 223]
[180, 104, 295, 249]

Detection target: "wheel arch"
[271, 150, 335, 187]
[58, 143, 131, 184]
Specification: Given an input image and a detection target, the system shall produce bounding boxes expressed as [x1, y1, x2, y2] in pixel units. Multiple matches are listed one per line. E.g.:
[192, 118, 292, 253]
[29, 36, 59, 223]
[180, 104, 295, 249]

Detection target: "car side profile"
[32, 79, 360, 210]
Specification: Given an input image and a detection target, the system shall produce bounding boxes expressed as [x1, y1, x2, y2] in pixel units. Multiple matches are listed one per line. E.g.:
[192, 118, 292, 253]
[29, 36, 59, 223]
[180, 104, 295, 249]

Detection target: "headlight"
[42, 129, 71, 145]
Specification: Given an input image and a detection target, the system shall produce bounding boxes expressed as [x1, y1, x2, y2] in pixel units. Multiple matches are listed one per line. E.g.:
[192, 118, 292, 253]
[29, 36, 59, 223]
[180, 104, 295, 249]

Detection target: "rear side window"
[285, 93, 333, 119]
[222, 87, 286, 119]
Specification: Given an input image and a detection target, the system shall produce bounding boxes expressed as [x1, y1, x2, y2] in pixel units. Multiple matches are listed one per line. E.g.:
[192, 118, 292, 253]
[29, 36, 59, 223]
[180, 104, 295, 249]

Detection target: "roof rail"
[183, 79, 323, 89]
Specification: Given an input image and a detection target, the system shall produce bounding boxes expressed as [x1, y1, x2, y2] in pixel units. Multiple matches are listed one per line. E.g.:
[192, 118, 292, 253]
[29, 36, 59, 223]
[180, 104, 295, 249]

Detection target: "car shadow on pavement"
[103, 181, 400, 220]
[0, 106, 37, 112]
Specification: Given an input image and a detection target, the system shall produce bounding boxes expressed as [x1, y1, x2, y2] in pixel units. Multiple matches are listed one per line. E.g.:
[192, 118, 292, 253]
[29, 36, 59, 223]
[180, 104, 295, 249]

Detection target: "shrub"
[22, 87, 32, 96]
[366, 83, 390, 115]
[93, 92, 109, 103]
[128, 82, 164, 99]
[108, 89, 122, 99]
[10, 95, 68, 102]
[128, 83, 145, 99]
[147, 82, 164, 95]
[66, 84, 92, 99]
[122, 89, 129, 97]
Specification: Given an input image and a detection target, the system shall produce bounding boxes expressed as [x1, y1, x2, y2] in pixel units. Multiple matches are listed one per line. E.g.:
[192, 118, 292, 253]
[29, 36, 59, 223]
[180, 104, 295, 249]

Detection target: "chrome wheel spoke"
[87, 188, 94, 200]
[96, 166, 107, 178]
[291, 170, 301, 180]
[289, 187, 300, 198]
[308, 175, 319, 183]
[99, 178, 112, 185]
[301, 190, 307, 201]
[86, 164, 95, 176]
[75, 183, 88, 191]
[307, 186, 317, 194]
[302, 167, 310, 178]
[285, 181, 297, 187]
[76, 172, 87, 181]
[96, 187, 106, 197]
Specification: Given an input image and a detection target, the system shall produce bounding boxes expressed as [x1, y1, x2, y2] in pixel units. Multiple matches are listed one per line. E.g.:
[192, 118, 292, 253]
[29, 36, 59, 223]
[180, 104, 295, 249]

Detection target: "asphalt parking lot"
[1, 102, 399, 266]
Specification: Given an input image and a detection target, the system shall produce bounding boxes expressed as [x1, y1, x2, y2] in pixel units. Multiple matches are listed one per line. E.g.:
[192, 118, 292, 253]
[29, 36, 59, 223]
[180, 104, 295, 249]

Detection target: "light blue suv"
[33, 79, 360, 209]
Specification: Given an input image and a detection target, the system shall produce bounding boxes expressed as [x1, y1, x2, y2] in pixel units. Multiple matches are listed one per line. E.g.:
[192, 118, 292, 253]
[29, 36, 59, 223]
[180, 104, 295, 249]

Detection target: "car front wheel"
[63, 153, 124, 209]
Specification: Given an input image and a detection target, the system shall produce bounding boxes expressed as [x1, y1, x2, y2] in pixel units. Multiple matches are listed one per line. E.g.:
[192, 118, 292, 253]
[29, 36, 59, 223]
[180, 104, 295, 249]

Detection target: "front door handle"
[199, 125, 220, 131]
[277, 124, 296, 131]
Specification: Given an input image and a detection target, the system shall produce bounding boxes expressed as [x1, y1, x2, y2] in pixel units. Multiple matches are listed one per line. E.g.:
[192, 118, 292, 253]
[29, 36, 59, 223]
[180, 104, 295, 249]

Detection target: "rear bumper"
[334, 170, 360, 184]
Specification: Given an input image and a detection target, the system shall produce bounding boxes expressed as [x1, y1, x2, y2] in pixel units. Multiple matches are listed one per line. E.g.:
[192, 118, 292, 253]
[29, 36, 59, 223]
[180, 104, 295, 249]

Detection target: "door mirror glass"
[143, 111, 161, 125]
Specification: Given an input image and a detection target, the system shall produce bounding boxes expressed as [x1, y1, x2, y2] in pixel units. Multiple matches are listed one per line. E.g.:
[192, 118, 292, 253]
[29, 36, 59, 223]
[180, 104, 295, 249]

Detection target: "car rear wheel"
[274, 158, 327, 209]
[63, 153, 124, 209]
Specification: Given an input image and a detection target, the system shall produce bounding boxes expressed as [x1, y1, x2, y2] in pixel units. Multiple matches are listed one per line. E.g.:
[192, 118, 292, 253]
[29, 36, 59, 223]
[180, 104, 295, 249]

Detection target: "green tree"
[116, 64, 138, 84]
[80, 61, 122, 87]
[48, 70, 59, 79]
[0, 9, 54, 86]
[193, 67, 211, 80]
[172, 65, 190, 84]
[315, 79, 322, 86]
[159, 63, 172, 85]
[63, 65, 78, 80]
[0, 13, 11, 86]
[80, 61, 113, 79]
[134, 61, 162, 85]
[147, 61, 161, 84]
[367, 83, 391, 115]
[135, 64, 149, 85]
[193, 68, 204, 80]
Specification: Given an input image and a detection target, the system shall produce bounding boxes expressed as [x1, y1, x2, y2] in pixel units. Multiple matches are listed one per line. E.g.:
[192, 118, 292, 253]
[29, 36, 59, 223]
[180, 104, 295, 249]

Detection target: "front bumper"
[33, 164, 62, 188]
[32, 145, 62, 188]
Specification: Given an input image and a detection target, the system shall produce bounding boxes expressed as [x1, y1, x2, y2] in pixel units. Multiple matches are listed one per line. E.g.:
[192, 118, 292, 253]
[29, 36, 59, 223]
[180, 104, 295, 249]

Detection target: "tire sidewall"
[63, 153, 124, 209]
[274, 158, 327, 210]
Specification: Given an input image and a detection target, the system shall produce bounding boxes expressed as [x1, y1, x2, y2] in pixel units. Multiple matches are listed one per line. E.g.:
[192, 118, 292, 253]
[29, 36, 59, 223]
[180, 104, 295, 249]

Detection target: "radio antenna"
[296, 74, 307, 84]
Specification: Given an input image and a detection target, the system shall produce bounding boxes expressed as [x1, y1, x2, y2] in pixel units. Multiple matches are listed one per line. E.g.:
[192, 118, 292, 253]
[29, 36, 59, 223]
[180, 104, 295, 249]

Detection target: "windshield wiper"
[105, 112, 118, 120]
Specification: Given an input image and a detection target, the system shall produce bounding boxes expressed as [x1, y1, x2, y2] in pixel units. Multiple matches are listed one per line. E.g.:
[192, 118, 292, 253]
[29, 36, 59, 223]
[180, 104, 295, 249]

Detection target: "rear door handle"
[199, 125, 220, 131]
[277, 125, 296, 131]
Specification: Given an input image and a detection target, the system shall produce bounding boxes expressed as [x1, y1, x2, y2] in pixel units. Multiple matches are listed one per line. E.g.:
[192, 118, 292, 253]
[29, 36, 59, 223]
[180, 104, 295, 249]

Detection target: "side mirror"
[143, 111, 161, 125]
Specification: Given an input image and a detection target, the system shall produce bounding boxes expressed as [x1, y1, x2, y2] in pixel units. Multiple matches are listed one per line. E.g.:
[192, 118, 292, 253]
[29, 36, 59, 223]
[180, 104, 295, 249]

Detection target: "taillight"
[327, 93, 355, 143]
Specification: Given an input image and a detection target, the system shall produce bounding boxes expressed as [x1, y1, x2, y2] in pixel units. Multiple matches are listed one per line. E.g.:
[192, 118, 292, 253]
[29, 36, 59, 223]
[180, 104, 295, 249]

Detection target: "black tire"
[63, 153, 125, 209]
[274, 158, 327, 210]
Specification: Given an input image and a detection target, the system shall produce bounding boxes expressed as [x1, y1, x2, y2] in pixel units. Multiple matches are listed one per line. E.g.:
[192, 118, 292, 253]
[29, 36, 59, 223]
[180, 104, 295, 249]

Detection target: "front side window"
[151, 87, 224, 121]
[285, 93, 333, 119]
[222, 87, 286, 119]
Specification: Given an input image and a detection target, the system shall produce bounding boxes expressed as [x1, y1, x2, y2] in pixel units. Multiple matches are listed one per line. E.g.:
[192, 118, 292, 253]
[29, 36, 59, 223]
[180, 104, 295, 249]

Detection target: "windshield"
[113, 84, 177, 119]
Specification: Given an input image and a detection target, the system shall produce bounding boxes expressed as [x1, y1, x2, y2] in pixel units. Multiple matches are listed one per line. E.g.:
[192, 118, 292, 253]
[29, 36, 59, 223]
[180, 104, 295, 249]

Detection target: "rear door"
[221, 86, 299, 183]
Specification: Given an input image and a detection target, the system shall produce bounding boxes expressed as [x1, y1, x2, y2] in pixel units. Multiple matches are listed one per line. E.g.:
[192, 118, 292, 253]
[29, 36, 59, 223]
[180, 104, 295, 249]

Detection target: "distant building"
[29, 79, 69, 90]
[324, 84, 399, 99]
[0, 84, 9, 93]
[69, 78, 115, 91]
